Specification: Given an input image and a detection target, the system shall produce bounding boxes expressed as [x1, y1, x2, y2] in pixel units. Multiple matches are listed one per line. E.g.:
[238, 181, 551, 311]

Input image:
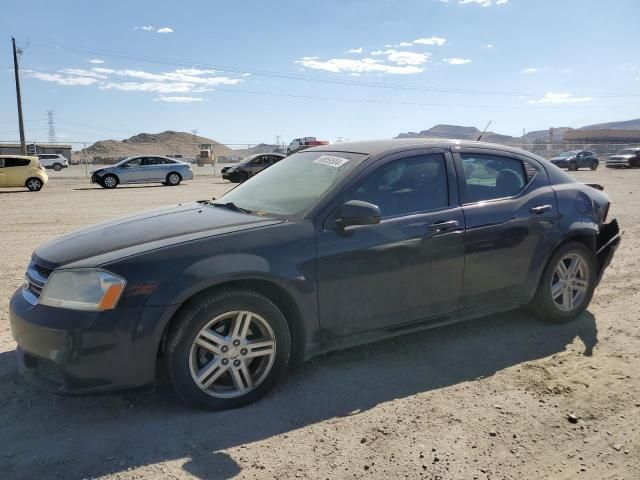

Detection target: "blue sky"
[1, 0, 639, 148]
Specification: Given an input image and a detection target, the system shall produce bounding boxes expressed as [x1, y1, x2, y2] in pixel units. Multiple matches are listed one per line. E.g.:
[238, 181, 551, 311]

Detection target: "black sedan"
[549, 150, 599, 171]
[10, 139, 620, 410]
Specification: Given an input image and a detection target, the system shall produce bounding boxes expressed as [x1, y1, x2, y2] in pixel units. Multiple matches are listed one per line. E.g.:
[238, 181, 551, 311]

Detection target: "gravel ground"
[0, 166, 638, 480]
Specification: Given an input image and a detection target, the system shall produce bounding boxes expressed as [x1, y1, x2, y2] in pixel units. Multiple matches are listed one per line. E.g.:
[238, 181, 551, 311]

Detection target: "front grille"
[23, 353, 65, 386]
[23, 261, 52, 302]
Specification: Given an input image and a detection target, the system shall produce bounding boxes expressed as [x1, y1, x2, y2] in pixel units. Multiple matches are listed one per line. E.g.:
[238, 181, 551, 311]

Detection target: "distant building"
[0, 143, 73, 161]
[564, 129, 640, 144]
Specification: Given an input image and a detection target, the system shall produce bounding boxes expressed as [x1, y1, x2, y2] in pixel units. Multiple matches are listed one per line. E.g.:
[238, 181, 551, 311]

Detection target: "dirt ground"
[0, 165, 638, 480]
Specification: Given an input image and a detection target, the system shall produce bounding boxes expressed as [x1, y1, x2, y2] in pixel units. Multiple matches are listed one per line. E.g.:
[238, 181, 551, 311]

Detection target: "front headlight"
[39, 269, 126, 311]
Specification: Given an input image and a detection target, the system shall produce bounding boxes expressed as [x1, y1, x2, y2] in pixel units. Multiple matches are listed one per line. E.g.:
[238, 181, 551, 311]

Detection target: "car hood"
[33, 202, 283, 268]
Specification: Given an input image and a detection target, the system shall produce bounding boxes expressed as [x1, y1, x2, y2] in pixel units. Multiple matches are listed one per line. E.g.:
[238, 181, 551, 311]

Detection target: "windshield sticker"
[313, 155, 350, 168]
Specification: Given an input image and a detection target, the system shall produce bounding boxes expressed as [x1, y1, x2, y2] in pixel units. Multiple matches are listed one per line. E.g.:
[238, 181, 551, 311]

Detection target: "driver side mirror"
[334, 200, 381, 230]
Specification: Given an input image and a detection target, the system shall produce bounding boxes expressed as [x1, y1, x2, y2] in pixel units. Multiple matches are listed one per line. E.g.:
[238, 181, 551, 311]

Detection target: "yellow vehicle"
[0, 155, 48, 191]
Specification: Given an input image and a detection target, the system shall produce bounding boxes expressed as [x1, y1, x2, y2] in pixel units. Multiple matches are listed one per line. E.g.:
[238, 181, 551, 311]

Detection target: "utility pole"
[275, 135, 281, 147]
[190, 129, 198, 157]
[12, 37, 26, 155]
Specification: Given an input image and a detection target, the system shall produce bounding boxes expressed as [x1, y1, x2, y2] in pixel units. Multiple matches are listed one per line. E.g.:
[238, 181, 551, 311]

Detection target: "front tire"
[25, 177, 43, 191]
[165, 289, 291, 410]
[52, 163, 62, 171]
[101, 174, 118, 189]
[590, 160, 598, 171]
[529, 242, 596, 323]
[166, 172, 182, 186]
[568, 161, 578, 171]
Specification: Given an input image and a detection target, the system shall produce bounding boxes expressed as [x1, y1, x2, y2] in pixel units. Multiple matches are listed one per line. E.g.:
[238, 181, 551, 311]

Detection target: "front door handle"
[427, 220, 460, 233]
[530, 204, 552, 215]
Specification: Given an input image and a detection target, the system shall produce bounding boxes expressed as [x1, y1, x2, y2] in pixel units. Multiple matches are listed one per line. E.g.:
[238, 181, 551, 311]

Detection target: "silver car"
[91, 155, 194, 189]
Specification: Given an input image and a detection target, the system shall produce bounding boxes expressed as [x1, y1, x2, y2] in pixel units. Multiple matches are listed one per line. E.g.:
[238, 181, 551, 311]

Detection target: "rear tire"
[52, 163, 62, 172]
[590, 160, 598, 171]
[166, 172, 182, 186]
[165, 289, 291, 410]
[25, 177, 43, 191]
[101, 174, 118, 189]
[529, 242, 596, 323]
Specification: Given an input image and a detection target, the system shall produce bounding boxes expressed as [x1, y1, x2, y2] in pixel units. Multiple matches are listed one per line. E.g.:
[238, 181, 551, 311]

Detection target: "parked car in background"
[91, 155, 194, 188]
[286, 137, 329, 155]
[221, 153, 285, 182]
[549, 150, 599, 171]
[606, 147, 640, 169]
[0, 155, 48, 191]
[38, 154, 69, 171]
[10, 139, 620, 410]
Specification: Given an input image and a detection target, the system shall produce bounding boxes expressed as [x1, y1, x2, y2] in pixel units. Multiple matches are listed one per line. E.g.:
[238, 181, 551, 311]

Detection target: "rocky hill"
[395, 118, 640, 144]
[79, 131, 233, 159]
[395, 124, 515, 143]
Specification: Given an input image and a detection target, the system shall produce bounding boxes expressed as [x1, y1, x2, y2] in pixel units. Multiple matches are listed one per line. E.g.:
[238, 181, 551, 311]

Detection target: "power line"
[25, 39, 640, 99]
[19, 64, 637, 110]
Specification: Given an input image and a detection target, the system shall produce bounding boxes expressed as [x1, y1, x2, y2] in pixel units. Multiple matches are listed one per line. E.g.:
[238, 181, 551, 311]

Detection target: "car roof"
[305, 138, 537, 157]
[0, 155, 38, 160]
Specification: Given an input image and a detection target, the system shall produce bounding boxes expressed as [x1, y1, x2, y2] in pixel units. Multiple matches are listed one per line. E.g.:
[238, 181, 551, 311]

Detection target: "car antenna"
[476, 120, 492, 141]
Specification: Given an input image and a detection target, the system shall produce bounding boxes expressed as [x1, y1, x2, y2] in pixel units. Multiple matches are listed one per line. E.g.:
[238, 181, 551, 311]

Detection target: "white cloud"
[88, 59, 105, 64]
[444, 58, 471, 65]
[459, 0, 507, 5]
[397, 41, 413, 47]
[27, 65, 245, 96]
[562, 68, 572, 73]
[25, 71, 98, 86]
[485, 43, 494, 48]
[527, 92, 593, 104]
[156, 27, 173, 34]
[154, 95, 203, 103]
[135, 25, 155, 31]
[92, 67, 115, 74]
[295, 56, 424, 75]
[241, 73, 251, 77]
[521, 67, 539, 74]
[371, 49, 429, 66]
[413, 36, 447, 46]
[60, 68, 108, 78]
[347, 47, 363, 54]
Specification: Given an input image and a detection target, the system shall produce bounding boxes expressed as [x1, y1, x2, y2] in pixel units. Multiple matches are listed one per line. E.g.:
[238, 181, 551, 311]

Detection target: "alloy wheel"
[189, 310, 276, 398]
[168, 173, 180, 185]
[27, 179, 42, 191]
[551, 253, 590, 312]
[103, 176, 117, 188]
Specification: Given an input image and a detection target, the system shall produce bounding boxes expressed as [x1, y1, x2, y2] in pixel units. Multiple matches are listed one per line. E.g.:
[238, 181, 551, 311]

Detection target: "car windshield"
[214, 150, 367, 216]
[239, 154, 260, 165]
[558, 151, 579, 158]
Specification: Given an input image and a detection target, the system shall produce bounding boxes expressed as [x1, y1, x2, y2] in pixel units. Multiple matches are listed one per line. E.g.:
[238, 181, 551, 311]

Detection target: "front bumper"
[9, 289, 172, 394]
[606, 161, 630, 168]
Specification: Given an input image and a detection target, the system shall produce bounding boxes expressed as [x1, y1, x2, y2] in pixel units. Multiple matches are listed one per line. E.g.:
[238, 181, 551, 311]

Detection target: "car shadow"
[0, 190, 34, 195]
[0, 309, 597, 479]
[73, 184, 175, 191]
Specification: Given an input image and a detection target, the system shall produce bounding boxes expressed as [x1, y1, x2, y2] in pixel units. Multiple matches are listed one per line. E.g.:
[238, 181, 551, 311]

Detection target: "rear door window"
[460, 153, 527, 203]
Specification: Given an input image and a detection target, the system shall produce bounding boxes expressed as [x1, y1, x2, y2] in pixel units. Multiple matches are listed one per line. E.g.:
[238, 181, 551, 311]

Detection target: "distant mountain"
[80, 131, 233, 159]
[231, 143, 284, 159]
[395, 124, 515, 143]
[395, 118, 640, 144]
[579, 118, 640, 130]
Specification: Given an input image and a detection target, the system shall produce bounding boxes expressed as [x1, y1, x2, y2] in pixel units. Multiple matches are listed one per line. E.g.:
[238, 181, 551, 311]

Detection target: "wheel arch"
[157, 277, 307, 367]
[167, 170, 183, 180]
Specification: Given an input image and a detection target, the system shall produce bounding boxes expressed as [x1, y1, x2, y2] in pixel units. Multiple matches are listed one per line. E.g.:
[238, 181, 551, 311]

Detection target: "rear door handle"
[530, 204, 552, 215]
[427, 220, 460, 233]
